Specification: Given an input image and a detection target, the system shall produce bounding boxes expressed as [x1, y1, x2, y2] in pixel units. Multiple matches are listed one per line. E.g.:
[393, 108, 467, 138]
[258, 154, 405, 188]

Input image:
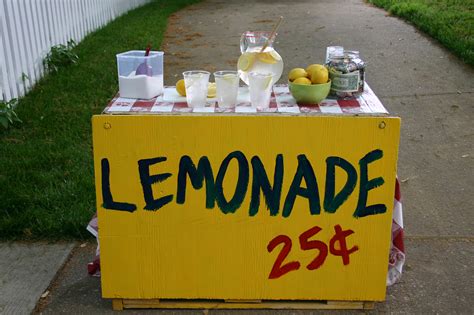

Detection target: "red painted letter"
[299, 226, 328, 270]
[267, 235, 301, 279]
[329, 224, 359, 265]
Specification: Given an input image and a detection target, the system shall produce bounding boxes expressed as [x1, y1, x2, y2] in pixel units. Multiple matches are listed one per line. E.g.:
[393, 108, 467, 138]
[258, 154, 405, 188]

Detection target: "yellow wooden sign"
[92, 114, 400, 301]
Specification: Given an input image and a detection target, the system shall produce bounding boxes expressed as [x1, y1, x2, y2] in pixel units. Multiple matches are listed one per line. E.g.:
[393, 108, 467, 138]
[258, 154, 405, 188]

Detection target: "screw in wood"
[379, 121, 386, 129]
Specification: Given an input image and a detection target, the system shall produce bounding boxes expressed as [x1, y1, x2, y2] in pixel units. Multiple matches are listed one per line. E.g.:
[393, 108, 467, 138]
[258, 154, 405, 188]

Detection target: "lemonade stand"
[92, 22, 402, 311]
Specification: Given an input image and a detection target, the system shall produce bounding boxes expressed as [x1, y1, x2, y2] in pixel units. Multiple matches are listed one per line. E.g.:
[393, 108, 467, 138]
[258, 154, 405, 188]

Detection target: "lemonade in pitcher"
[238, 31, 284, 86]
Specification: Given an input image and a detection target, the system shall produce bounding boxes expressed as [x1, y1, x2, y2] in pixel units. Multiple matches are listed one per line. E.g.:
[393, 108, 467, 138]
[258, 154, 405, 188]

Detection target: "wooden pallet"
[112, 298, 375, 311]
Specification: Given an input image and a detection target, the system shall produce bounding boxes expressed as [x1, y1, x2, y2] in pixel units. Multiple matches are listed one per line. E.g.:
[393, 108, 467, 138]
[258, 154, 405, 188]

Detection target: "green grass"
[0, 0, 200, 240]
[368, 0, 474, 66]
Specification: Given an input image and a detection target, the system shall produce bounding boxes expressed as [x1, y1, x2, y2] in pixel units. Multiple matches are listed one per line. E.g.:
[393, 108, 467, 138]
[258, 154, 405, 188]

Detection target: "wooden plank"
[4, 0, 24, 96]
[31, 0, 46, 78]
[44, 0, 55, 47]
[41, 0, 54, 76]
[0, 1, 13, 100]
[68, 0, 78, 42]
[10, 0, 29, 94]
[72, 0, 80, 41]
[92, 0, 99, 30]
[1, 0, 18, 99]
[112, 299, 124, 311]
[99, 0, 106, 28]
[0, 50, 5, 100]
[86, 0, 93, 32]
[57, 0, 68, 43]
[225, 299, 262, 303]
[62, 0, 72, 42]
[118, 299, 370, 310]
[20, 0, 37, 85]
[50, 0, 60, 45]
[364, 301, 376, 309]
[77, 0, 86, 41]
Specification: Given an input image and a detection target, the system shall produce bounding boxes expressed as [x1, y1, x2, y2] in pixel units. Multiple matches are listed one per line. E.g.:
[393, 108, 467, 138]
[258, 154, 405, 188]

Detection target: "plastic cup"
[183, 70, 210, 107]
[248, 72, 273, 108]
[214, 71, 239, 108]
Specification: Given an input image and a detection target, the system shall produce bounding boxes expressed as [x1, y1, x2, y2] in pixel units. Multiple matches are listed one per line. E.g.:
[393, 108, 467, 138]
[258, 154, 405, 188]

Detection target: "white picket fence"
[0, 0, 151, 102]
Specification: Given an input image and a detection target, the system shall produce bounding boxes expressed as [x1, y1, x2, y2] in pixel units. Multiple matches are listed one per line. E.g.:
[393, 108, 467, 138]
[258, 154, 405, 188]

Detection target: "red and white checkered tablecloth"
[103, 84, 389, 115]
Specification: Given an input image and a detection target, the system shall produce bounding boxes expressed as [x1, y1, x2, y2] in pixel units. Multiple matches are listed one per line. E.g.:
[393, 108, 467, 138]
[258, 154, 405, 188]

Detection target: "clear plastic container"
[116, 50, 164, 99]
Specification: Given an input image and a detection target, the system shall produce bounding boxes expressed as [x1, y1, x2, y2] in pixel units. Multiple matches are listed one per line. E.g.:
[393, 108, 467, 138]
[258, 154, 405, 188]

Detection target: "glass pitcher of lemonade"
[238, 31, 284, 86]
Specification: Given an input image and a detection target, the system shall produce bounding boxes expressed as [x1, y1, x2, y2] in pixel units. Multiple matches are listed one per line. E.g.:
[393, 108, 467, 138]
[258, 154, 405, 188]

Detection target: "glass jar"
[326, 50, 366, 98]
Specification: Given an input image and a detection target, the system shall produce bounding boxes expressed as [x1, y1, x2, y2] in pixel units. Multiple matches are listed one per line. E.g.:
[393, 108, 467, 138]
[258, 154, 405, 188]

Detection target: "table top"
[103, 83, 389, 116]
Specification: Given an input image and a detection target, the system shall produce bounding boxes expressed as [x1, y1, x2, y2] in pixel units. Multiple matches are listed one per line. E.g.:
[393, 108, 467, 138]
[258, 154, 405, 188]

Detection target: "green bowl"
[288, 80, 331, 104]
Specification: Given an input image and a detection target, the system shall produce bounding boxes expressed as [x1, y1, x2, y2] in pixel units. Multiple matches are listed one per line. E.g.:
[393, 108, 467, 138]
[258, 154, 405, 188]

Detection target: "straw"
[260, 16, 283, 53]
[145, 43, 151, 56]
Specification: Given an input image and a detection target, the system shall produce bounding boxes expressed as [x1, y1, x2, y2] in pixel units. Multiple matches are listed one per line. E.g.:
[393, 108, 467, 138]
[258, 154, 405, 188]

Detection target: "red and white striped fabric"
[86, 213, 101, 277]
[387, 179, 405, 286]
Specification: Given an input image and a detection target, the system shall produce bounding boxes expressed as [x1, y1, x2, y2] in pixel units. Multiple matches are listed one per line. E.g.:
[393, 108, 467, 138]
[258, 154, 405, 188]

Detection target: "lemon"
[238, 52, 256, 71]
[293, 77, 312, 85]
[288, 68, 307, 81]
[306, 64, 324, 78]
[310, 65, 329, 84]
[257, 51, 280, 64]
[269, 50, 282, 61]
[207, 82, 216, 98]
[176, 79, 186, 96]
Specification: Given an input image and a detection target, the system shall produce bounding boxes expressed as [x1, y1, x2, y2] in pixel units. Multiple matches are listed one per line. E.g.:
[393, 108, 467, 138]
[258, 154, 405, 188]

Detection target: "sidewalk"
[0, 242, 74, 315]
[31, 0, 474, 313]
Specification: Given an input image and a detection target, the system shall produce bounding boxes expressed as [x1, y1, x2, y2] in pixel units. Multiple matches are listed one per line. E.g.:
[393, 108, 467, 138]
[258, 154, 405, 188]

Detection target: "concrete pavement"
[31, 0, 474, 313]
[0, 242, 74, 315]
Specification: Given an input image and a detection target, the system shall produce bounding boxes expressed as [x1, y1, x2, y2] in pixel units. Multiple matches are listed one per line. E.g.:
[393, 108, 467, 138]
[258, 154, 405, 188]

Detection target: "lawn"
[368, 0, 474, 66]
[0, 0, 200, 239]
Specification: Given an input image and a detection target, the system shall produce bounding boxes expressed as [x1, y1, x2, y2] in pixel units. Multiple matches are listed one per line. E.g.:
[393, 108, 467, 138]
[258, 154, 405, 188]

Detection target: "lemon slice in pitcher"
[257, 51, 280, 64]
[238, 52, 256, 71]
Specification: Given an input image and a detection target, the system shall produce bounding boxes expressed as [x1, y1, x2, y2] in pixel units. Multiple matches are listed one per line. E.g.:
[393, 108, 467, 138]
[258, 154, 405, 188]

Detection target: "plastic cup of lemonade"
[248, 72, 273, 108]
[183, 70, 210, 107]
[213, 71, 239, 108]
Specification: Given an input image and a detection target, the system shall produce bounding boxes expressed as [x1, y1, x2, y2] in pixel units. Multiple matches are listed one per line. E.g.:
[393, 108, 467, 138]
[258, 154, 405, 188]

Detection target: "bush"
[43, 40, 80, 73]
[0, 99, 21, 130]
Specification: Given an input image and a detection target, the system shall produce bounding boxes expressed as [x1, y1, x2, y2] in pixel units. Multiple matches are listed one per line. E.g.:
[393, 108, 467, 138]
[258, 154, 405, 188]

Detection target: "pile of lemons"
[288, 64, 329, 85]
